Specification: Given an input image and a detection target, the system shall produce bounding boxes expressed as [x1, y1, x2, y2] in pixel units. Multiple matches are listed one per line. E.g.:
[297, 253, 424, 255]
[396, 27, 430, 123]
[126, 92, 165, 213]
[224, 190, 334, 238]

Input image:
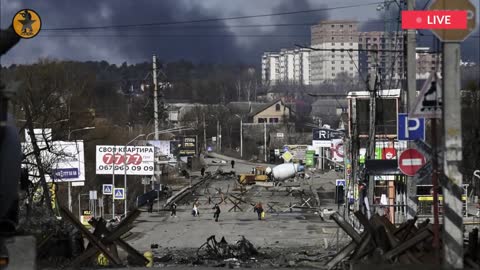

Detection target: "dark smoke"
[0, 0, 329, 66]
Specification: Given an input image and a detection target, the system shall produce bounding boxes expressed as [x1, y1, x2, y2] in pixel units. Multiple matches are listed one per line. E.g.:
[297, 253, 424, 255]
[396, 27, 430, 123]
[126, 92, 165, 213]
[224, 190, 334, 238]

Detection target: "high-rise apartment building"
[358, 31, 404, 86]
[310, 20, 359, 84]
[261, 48, 310, 85]
[416, 47, 442, 79]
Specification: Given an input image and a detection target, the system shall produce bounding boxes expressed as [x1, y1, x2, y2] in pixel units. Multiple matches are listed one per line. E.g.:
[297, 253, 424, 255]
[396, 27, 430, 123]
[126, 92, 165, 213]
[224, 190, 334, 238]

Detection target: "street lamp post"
[234, 115, 243, 158]
[67, 126, 95, 212]
[124, 134, 146, 217]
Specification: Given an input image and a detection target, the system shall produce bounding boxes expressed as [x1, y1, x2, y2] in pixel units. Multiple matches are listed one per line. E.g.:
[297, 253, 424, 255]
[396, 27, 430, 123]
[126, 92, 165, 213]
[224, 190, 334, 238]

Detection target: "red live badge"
[402, 10, 468, 30]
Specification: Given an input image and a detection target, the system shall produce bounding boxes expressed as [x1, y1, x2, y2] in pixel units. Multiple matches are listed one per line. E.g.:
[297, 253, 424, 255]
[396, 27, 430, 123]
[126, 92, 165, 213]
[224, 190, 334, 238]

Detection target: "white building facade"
[310, 20, 359, 85]
[262, 48, 311, 85]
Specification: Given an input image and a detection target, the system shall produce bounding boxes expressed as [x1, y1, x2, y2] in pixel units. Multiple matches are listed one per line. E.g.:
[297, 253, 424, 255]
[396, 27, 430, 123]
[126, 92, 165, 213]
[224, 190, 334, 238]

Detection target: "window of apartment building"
[350, 43, 353, 46]
[332, 67, 335, 70]
[350, 61, 353, 64]
[341, 43, 344, 46]
[349, 25, 353, 28]
[340, 25, 344, 28]
[341, 67, 345, 71]
[275, 104, 281, 111]
[341, 61, 344, 64]
[341, 55, 344, 58]
[331, 24, 334, 28]
[350, 67, 354, 70]
[332, 37, 335, 40]
[359, 38, 363, 42]
[331, 42, 335, 45]
[331, 61, 335, 64]
[332, 73, 335, 77]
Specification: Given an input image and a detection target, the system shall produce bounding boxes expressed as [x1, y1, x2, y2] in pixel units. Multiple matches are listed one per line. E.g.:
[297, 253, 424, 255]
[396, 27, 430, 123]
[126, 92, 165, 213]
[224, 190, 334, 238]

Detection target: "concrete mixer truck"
[269, 163, 304, 182]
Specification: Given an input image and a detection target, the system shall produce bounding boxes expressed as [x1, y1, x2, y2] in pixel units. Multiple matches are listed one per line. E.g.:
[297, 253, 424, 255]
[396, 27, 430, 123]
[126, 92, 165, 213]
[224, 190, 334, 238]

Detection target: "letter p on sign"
[398, 113, 425, 141]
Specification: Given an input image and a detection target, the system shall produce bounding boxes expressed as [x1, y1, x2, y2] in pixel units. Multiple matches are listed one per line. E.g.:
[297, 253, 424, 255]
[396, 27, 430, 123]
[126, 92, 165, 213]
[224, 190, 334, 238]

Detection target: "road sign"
[72, 181, 85, 187]
[331, 139, 344, 162]
[383, 148, 397, 160]
[410, 73, 442, 118]
[113, 188, 125, 200]
[336, 179, 346, 186]
[282, 151, 293, 162]
[429, 0, 477, 42]
[89, 190, 98, 200]
[398, 149, 426, 176]
[398, 113, 425, 141]
[102, 184, 113, 195]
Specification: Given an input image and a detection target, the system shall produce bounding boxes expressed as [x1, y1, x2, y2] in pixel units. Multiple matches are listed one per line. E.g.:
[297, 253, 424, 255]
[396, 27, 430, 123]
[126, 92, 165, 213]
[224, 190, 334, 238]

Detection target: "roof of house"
[249, 99, 293, 117]
[347, 89, 401, 98]
[226, 102, 265, 115]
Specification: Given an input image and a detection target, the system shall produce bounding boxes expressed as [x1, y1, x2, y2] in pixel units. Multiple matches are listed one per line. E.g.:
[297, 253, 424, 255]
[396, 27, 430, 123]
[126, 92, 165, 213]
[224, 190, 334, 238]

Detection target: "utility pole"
[442, 42, 464, 269]
[264, 122, 267, 162]
[216, 120, 220, 151]
[367, 73, 377, 208]
[351, 99, 358, 212]
[240, 118, 243, 158]
[152, 55, 159, 141]
[405, 0, 417, 220]
[203, 115, 207, 152]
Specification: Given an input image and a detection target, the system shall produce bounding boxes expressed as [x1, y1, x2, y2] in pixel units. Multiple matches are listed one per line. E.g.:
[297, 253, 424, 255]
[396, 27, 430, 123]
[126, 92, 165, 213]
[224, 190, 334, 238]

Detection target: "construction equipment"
[238, 166, 270, 185]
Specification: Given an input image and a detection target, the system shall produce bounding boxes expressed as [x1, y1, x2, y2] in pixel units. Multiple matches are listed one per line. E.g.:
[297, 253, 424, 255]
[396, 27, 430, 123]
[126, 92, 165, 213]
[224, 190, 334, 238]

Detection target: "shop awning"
[364, 160, 402, 175]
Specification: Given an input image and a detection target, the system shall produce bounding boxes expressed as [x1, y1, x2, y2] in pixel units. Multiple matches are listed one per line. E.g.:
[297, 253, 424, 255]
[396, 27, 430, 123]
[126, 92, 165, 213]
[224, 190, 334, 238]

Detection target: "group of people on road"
[168, 201, 264, 222]
[164, 159, 266, 222]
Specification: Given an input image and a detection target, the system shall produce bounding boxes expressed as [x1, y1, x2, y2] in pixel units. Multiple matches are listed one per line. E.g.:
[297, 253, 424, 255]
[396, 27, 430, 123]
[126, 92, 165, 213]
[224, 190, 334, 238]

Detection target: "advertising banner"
[305, 150, 315, 167]
[96, 145, 154, 175]
[312, 128, 343, 148]
[22, 141, 86, 182]
[178, 136, 197, 157]
[331, 139, 344, 162]
[146, 140, 176, 163]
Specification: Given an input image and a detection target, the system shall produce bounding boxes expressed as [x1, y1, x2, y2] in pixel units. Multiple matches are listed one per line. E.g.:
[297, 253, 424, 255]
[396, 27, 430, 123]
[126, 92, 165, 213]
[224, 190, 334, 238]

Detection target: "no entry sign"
[398, 149, 426, 176]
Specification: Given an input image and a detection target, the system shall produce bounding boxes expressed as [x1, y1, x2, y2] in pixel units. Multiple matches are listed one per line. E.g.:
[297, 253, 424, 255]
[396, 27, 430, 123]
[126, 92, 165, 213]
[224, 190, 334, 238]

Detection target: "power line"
[41, 20, 400, 32]
[42, 1, 389, 31]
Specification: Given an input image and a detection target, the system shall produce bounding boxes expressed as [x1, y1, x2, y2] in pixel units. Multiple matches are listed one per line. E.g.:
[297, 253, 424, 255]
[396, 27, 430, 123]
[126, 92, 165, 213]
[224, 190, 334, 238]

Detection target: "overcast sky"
[1, 0, 478, 66]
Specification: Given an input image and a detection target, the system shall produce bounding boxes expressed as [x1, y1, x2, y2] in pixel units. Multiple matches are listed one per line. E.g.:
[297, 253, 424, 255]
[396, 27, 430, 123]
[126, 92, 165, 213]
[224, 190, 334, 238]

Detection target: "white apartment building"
[262, 48, 310, 85]
[310, 20, 359, 85]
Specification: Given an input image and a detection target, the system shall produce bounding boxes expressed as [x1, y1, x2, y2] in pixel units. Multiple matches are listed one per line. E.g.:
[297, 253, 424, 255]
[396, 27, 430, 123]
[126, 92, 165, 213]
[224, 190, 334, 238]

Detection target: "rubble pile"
[196, 235, 258, 260]
[328, 211, 480, 269]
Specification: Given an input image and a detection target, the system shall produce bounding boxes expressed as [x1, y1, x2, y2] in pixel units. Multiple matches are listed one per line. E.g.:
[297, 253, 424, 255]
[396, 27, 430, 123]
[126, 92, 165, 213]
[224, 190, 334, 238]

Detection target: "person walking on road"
[170, 202, 177, 217]
[254, 202, 264, 220]
[212, 204, 221, 222]
[201, 167, 206, 177]
[231, 160, 235, 169]
[192, 203, 199, 217]
[148, 199, 154, 213]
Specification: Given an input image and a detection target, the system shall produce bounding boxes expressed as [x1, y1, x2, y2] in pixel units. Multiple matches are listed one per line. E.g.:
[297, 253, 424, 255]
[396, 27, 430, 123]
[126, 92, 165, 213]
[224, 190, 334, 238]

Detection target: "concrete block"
[4, 236, 36, 270]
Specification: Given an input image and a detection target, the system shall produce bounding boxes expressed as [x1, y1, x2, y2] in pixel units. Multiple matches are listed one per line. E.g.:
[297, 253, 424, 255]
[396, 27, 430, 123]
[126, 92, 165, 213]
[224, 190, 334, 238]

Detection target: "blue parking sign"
[398, 113, 425, 141]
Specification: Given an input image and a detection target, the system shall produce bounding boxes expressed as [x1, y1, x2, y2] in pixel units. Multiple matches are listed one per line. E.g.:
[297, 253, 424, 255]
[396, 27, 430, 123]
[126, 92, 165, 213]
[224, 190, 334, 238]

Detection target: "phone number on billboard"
[97, 165, 154, 172]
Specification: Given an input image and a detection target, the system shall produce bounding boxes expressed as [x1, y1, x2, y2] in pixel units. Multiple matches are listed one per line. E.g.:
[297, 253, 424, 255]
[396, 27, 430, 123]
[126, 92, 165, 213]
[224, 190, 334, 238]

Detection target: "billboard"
[96, 145, 154, 175]
[178, 136, 197, 157]
[146, 140, 176, 163]
[22, 141, 86, 182]
[312, 128, 343, 148]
